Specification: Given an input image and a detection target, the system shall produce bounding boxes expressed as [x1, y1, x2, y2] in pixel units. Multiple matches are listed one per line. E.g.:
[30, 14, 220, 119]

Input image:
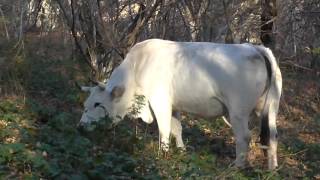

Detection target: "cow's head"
[78, 82, 129, 127]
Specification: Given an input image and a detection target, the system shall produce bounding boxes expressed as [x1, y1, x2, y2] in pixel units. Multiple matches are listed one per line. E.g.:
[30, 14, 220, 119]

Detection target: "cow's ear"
[81, 86, 91, 92]
[110, 86, 125, 99]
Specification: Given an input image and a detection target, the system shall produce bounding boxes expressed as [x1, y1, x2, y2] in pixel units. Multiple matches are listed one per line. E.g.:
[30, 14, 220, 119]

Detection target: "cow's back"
[126, 39, 268, 117]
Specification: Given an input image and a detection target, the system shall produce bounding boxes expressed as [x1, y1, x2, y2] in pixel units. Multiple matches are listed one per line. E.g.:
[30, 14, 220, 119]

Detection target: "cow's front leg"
[149, 91, 172, 151]
[230, 113, 251, 168]
[158, 118, 171, 151]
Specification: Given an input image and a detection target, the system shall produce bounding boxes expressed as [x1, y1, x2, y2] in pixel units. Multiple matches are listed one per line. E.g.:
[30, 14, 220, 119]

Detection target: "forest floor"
[0, 40, 319, 179]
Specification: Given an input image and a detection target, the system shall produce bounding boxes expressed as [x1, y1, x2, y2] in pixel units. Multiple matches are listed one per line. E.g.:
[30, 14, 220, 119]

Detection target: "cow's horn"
[81, 86, 91, 92]
[98, 82, 106, 90]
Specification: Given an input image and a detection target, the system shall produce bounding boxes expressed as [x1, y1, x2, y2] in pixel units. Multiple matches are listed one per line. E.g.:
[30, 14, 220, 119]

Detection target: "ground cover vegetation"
[0, 0, 319, 179]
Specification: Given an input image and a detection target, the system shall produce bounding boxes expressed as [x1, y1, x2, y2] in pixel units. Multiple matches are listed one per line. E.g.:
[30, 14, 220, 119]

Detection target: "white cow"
[79, 39, 282, 170]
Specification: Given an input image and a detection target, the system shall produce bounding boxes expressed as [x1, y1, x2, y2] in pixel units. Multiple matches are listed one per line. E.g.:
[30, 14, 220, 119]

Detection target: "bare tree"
[1, 0, 318, 74]
[260, 0, 276, 48]
[55, 0, 163, 80]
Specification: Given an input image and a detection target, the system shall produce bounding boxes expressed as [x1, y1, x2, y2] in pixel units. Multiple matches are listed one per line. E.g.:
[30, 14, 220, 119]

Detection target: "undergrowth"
[0, 98, 281, 179]
[0, 40, 319, 179]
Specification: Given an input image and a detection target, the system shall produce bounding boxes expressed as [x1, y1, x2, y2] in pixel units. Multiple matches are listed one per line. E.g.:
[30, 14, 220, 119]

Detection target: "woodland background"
[0, 0, 319, 179]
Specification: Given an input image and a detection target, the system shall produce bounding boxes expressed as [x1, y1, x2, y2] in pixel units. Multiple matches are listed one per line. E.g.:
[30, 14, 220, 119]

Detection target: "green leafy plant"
[1, 40, 319, 179]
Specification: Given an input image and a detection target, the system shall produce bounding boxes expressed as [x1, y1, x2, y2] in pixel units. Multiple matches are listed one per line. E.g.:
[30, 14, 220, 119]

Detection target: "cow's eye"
[94, 102, 101, 108]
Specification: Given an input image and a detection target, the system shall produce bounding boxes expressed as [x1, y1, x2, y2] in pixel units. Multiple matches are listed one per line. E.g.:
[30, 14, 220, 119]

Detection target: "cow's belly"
[173, 97, 225, 118]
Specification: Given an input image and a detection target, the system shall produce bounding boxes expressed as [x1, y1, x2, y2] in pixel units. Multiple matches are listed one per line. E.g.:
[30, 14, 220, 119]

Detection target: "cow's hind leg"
[267, 101, 279, 170]
[171, 116, 185, 149]
[230, 113, 251, 168]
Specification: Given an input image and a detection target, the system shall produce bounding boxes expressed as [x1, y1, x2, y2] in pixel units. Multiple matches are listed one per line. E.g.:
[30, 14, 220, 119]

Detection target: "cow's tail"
[254, 45, 282, 169]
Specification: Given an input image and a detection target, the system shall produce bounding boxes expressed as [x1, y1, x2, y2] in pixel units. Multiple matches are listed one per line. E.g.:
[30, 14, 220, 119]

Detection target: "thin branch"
[25, 0, 43, 33]
[0, 6, 10, 40]
[19, 0, 25, 41]
[280, 61, 313, 71]
[70, 0, 95, 71]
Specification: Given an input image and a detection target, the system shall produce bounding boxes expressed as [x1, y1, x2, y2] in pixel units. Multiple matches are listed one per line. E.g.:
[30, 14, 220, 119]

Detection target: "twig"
[280, 61, 313, 71]
[259, 16, 277, 28]
[279, 149, 308, 158]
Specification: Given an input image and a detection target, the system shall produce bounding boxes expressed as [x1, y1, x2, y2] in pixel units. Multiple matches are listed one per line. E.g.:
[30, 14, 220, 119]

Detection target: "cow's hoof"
[268, 154, 278, 170]
[268, 163, 278, 171]
[177, 146, 186, 152]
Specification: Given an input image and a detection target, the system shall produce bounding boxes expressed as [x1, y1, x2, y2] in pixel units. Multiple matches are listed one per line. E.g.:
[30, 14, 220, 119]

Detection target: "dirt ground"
[275, 70, 320, 178]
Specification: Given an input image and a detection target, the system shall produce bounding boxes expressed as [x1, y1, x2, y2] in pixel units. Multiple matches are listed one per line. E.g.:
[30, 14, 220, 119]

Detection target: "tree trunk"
[261, 0, 277, 48]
